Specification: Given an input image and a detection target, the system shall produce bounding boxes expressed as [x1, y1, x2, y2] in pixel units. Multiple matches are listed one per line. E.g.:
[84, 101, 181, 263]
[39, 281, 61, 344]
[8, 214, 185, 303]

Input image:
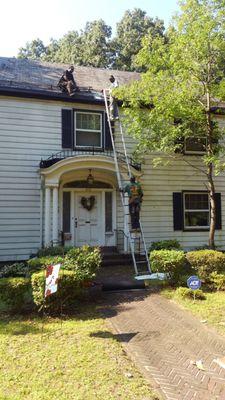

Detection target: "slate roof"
[0, 57, 139, 102]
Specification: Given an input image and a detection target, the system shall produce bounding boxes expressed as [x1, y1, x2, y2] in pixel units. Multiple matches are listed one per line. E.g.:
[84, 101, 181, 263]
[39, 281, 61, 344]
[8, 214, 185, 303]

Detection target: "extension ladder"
[103, 90, 166, 281]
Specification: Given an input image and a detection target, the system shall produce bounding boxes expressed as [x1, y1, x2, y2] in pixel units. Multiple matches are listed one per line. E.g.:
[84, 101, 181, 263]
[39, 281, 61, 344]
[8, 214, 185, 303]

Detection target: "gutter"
[0, 86, 105, 105]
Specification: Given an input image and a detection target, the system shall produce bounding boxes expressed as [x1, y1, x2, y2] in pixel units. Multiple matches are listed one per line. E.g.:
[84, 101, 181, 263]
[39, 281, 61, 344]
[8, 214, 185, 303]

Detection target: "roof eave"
[0, 86, 105, 105]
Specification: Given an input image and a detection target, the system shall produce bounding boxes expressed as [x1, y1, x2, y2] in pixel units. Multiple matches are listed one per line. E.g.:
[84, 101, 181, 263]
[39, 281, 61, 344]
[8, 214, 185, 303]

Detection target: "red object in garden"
[45, 264, 61, 297]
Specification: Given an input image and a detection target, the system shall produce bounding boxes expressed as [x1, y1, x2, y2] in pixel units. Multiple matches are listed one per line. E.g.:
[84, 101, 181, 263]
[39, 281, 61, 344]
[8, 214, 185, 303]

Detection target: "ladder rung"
[136, 261, 147, 264]
[137, 271, 150, 275]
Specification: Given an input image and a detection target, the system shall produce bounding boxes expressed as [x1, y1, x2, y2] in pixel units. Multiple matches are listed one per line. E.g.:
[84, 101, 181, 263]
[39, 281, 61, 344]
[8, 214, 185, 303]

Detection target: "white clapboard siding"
[0, 97, 63, 261]
[0, 96, 106, 261]
[114, 113, 225, 251]
[1, 94, 225, 261]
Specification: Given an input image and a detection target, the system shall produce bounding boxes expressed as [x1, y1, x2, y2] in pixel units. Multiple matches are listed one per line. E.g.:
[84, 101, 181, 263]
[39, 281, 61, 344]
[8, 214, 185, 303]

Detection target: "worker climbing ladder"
[103, 90, 167, 281]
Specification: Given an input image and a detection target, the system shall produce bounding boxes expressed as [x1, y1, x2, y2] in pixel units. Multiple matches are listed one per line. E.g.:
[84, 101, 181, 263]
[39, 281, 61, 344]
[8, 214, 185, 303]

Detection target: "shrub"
[31, 270, 82, 312]
[31, 245, 101, 313]
[150, 250, 186, 282]
[36, 246, 73, 257]
[27, 256, 64, 273]
[186, 250, 225, 282]
[149, 239, 181, 251]
[174, 287, 206, 300]
[0, 263, 29, 278]
[209, 272, 225, 291]
[176, 274, 193, 287]
[0, 277, 32, 311]
[63, 245, 101, 281]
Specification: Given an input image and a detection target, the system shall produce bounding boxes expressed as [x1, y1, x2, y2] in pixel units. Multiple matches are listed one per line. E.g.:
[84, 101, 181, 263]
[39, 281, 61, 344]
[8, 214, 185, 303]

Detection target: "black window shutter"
[173, 192, 183, 230]
[104, 113, 113, 150]
[215, 193, 222, 230]
[62, 109, 73, 148]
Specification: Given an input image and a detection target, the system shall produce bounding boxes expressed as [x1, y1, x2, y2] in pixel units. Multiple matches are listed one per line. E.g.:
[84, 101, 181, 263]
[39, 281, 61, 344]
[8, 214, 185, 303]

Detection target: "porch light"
[87, 169, 94, 185]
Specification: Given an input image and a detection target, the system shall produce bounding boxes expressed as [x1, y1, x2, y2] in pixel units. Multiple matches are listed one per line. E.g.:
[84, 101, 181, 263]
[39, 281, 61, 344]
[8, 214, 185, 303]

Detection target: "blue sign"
[187, 276, 201, 290]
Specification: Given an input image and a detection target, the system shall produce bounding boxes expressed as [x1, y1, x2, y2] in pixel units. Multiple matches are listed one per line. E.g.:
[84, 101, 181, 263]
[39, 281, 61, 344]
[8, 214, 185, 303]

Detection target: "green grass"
[162, 289, 225, 336]
[0, 305, 159, 400]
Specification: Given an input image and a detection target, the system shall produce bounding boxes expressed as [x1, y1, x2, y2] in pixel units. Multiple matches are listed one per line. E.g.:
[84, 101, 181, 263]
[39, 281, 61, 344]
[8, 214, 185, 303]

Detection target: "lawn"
[162, 289, 225, 337]
[0, 305, 159, 400]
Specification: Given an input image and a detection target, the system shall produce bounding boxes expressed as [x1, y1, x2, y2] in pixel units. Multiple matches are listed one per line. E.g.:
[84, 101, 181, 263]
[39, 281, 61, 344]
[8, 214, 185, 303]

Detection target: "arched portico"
[40, 155, 141, 249]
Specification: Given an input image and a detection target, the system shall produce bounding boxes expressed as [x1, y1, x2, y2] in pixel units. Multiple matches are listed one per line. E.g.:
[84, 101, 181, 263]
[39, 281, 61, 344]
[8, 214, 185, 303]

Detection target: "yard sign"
[45, 264, 61, 297]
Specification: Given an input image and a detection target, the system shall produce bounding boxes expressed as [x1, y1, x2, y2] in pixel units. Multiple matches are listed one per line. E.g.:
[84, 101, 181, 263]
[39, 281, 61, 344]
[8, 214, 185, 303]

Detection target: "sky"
[0, 0, 179, 58]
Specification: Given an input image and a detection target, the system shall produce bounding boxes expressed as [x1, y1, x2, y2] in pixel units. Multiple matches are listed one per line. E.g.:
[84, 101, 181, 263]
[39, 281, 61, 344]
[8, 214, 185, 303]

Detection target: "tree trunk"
[206, 101, 216, 249]
[205, 63, 216, 249]
[207, 163, 216, 249]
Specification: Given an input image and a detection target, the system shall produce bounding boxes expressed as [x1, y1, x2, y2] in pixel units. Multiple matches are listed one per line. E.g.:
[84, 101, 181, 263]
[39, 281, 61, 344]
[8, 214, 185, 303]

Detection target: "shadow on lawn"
[0, 317, 49, 335]
[90, 330, 138, 343]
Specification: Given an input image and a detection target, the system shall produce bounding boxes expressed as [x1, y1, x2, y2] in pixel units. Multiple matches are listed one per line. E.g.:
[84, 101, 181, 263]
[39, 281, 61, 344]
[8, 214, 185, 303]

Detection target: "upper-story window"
[184, 137, 207, 154]
[74, 111, 102, 148]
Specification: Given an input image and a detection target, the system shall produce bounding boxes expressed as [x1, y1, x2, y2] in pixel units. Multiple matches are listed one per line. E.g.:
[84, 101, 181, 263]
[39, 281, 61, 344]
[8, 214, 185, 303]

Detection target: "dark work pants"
[129, 201, 140, 229]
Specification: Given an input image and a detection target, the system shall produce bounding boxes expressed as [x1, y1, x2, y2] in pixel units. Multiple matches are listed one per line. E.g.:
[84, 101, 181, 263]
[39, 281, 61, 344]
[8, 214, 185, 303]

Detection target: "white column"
[44, 186, 51, 246]
[124, 193, 129, 252]
[52, 186, 59, 246]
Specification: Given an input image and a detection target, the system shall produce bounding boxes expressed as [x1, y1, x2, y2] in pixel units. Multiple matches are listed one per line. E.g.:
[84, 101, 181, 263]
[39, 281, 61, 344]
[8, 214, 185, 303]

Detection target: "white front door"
[75, 192, 102, 246]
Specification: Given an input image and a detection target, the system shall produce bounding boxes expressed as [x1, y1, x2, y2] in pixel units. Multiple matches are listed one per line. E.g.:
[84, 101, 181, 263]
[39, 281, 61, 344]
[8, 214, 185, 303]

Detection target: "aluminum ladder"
[103, 90, 166, 281]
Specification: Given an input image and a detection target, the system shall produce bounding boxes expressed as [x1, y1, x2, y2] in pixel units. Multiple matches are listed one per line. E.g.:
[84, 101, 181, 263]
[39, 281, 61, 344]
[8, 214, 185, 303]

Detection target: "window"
[184, 137, 207, 154]
[74, 111, 102, 148]
[183, 192, 209, 229]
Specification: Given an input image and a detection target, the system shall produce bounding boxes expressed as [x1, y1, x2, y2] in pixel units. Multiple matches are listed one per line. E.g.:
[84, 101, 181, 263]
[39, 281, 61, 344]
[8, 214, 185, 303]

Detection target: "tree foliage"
[17, 9, 165, 71]
[111, 8, 165, 71]
[18, 38, 47, 60]
[117, 0, 225, 248]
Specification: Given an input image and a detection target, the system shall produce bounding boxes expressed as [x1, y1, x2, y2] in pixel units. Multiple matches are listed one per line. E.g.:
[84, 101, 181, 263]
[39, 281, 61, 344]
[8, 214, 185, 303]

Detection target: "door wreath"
[81, 196, 95, 211]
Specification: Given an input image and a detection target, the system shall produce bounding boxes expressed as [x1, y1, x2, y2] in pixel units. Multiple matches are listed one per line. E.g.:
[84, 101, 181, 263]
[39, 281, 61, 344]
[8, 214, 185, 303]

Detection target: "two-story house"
[0, 57, 224, 262]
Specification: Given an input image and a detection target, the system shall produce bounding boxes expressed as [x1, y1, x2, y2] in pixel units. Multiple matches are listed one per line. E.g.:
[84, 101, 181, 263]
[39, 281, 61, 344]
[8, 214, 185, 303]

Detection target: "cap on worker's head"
[109, 75, 115, 82]
[70, 65, 74, 71]
[130, 176, 135, 183]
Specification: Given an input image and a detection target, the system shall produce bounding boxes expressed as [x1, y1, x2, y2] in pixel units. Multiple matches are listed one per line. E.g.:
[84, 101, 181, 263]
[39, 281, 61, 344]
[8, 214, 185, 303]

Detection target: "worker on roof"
[124, 176, 143, 231]
[58, 65, 77, 95]
[109, 75, 119, 121]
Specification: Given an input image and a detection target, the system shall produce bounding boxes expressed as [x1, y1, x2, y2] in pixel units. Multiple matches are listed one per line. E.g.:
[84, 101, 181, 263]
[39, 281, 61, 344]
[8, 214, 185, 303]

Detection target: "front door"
[75, 192, 102, 246]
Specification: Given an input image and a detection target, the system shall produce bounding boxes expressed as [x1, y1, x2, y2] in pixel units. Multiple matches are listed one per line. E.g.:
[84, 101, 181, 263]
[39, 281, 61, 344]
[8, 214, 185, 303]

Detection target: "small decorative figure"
[124, 176, 143, 231]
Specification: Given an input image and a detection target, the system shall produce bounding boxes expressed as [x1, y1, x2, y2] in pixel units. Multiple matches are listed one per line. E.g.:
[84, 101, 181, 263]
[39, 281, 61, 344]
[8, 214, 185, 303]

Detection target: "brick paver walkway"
[100, 290, 225, 400]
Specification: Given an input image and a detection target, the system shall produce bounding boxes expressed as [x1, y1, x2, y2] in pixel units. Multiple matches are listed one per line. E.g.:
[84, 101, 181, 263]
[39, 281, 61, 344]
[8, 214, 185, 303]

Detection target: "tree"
[18, 38, 47, 59]
[42, 39, 60, 62]
[111, 8, 165, 71]
[79, 20, 112, 68]
[18, 20, 112, 68]
[47, 31, 83, 64]
[117, 0, 225, 248]
[17, 10, 164, 70]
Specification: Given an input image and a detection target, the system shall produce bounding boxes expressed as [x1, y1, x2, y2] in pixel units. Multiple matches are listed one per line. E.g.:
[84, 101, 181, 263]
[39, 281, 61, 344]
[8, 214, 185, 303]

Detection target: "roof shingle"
[0, 57, 139, 94]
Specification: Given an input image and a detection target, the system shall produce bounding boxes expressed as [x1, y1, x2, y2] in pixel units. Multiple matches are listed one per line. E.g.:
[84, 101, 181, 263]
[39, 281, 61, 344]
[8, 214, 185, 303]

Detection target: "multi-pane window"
[184, 137, 207, 154]
[74, 111, 102, 148]
[184, 192, 209, 229]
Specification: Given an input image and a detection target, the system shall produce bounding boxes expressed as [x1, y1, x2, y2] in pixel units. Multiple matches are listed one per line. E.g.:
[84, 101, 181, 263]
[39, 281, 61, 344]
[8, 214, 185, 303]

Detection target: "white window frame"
[74, 111, 102, 149]
[184, 137, 207, 155]
[183, 191, 210, 230]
